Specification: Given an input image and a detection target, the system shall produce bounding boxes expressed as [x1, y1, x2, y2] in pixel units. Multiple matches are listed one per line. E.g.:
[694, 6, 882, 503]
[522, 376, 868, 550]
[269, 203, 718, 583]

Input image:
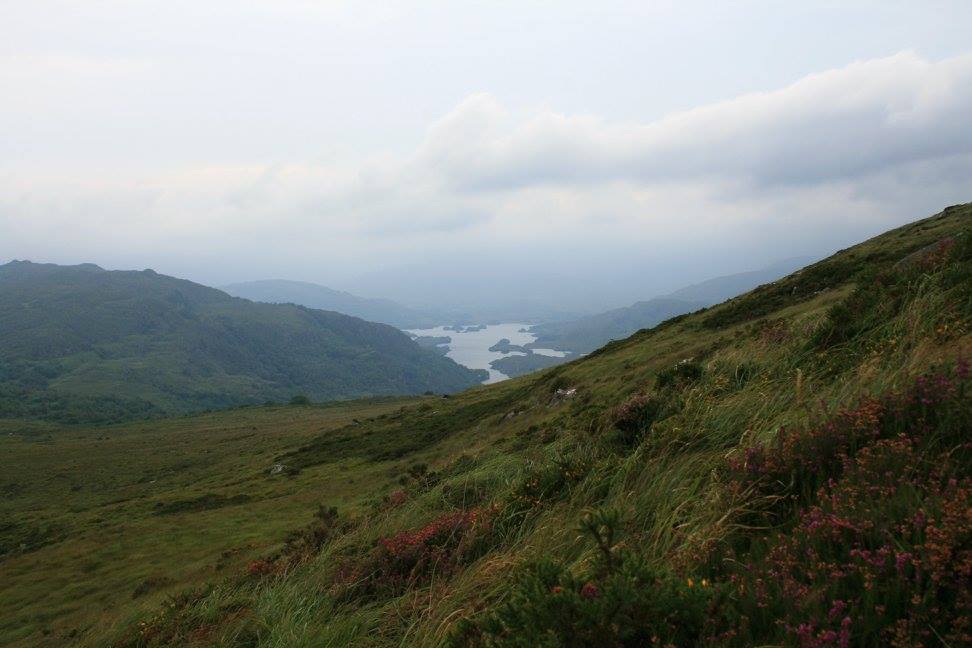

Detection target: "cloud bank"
[2, 51, 971, 312]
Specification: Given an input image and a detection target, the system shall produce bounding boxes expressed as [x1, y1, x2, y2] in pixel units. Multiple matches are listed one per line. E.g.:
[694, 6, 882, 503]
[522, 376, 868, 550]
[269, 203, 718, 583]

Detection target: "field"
[1, 203, 969, 647]
[0, 398, 417, 646]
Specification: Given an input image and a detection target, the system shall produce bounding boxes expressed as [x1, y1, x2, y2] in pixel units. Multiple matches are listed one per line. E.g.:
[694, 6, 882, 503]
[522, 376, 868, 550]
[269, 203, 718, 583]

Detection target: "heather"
[455, 364, 971, 647]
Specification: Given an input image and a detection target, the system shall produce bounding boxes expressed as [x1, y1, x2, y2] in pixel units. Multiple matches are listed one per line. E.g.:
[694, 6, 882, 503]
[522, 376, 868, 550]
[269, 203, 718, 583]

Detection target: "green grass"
[1, 203, 969, 647]
[0, 398, 416, 646]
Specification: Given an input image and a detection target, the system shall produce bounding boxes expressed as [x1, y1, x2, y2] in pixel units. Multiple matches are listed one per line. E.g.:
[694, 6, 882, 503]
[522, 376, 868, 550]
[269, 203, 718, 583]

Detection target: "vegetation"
[0, 263, 485, 424]
[0, 203, 968, 647]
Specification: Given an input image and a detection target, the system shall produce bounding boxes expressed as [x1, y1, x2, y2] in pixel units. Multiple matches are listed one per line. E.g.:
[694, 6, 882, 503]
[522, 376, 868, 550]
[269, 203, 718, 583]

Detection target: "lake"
[407, 323, 566, 383]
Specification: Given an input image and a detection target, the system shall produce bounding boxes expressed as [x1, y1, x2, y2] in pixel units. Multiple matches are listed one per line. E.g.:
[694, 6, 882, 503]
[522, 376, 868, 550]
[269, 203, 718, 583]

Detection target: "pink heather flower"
[895, 552, 912, 575]
[580, 582, 600, 599]
[828, 599, 847, 620]
[795, 623, 814, 641]
[957, 358, 969, 379]
[839, 617, 852, 648]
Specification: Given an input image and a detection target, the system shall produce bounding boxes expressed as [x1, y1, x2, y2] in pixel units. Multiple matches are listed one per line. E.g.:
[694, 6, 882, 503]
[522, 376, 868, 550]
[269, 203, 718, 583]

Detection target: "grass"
[0, 203, 969, 646]
[0, 398, 415, 647]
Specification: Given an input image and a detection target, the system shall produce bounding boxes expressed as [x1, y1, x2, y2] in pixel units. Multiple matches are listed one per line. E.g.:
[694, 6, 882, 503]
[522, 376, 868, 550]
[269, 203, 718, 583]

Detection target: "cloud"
[2, 51, 971, 306]
[417, 51, 972, 191]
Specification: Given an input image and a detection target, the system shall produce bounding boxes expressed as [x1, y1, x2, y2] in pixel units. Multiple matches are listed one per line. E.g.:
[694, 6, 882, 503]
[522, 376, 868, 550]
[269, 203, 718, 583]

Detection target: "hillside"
[1, 203, 969, 647]
[222, 279, 442, 329]
[0, 263, 485, 423]
[529, 258, 813, 354]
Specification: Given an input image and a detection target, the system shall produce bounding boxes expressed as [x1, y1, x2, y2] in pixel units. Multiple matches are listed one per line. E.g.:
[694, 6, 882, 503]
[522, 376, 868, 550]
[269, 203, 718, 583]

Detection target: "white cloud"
[415, 51, 972, 191]
[2, 51, 971, 309]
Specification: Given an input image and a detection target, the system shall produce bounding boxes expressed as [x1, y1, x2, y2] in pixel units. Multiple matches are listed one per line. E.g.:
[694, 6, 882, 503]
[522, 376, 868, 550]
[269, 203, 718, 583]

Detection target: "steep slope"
[222, 279, 442, 329]
[0, 263, 485, 423]
[529, 258, 814, 354]
[2, 203, 969, 647]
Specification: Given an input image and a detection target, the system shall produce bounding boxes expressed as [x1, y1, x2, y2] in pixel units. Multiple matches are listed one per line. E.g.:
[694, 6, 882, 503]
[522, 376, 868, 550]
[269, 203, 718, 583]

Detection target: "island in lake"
[489, 353, 569, 378]
[444, 323, 487, 333]
[488, 338, 531, 354]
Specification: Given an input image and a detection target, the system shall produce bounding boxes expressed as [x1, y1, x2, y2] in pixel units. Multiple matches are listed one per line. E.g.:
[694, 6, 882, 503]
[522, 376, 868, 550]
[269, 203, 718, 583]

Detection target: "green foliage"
[153, 493, 253, 516]
[0, 261, 485, 424]
[655, 358, 704, 389]
[453, 509, 718, 647]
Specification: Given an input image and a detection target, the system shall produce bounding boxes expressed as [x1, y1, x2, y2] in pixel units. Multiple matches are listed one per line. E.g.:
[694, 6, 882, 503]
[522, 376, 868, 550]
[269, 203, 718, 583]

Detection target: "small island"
[444, 323, 487, 333]
[488, 338, 531, 354]
[490, 353, 569, 378]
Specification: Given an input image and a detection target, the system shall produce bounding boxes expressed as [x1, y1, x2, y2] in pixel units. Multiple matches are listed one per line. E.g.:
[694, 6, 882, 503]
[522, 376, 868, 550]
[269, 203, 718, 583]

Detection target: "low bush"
[452, 509, 722, 647]
[655, 359, 704, 389]
[341, 506, 499, 600]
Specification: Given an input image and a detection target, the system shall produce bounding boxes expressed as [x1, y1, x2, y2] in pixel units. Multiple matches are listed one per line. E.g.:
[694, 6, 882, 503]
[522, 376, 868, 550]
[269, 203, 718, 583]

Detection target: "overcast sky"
[2, 1, 971, 313]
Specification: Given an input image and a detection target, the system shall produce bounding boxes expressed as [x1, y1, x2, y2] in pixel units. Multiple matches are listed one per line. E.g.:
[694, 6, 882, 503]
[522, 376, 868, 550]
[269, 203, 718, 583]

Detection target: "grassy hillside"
[0, 398, 418, 646]
[221, 280, 442, 329]
[0, 263, 486, 424]
[1, 203, 968, 647]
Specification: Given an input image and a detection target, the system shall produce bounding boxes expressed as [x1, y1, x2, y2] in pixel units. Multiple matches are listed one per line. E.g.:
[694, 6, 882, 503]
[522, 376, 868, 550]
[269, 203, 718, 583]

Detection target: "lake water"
[407, 323, 565, 383]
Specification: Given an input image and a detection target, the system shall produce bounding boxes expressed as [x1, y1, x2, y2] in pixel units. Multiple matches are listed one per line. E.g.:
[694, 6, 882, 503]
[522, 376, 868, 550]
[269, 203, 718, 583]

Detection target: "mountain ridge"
[221, 278, 442, 329]
[529, 257, 815, 353]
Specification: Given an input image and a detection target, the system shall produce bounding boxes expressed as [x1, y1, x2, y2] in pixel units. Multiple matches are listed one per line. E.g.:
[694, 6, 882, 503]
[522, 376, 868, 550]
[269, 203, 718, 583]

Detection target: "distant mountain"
[528, 297, 706, 355]
[529, 257, 814, 354]
[667, 257, 814, 304]
[221, 279, 441, 329]
[0, 262, 486, 424]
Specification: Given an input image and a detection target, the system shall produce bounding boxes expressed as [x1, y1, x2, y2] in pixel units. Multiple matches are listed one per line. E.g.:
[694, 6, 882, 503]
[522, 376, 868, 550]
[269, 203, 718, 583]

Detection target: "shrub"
[289, 394, 311, 405]
[707, 362, 972, 645]
[655, 359, 703, 390]
[275, 505, 341, 568]
[342, 507, 498, 599]
[452, 509, 721, 647]
[609, 393, 663, 444]
[725, 435, 971, 647]
[724, 362, 969, 527]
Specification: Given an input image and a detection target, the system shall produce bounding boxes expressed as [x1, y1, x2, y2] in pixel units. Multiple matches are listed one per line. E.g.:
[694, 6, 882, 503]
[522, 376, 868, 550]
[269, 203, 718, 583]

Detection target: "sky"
[2, 1, 972, 315]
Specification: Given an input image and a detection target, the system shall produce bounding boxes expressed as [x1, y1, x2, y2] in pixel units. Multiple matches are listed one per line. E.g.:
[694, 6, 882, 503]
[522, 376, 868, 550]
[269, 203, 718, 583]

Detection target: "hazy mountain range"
[528, 257, 814, 353]
[222, 279, 442, 329]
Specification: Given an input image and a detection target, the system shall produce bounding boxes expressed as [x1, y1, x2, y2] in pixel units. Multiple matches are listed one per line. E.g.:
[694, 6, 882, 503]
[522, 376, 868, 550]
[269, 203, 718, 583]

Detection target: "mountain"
[529, 257, 814, 354]
[2, 203, 970, 648]
[666, 256, 813, 303]
[528, 297, 705, 354]
[0, 262, 486, 424]
[221, 279, 442, 329]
